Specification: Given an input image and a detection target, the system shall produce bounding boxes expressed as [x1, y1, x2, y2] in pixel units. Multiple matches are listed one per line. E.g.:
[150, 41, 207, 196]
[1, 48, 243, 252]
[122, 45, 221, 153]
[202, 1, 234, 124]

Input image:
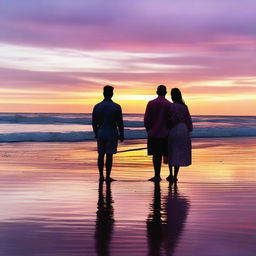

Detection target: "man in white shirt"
[92, 86, 124, 182]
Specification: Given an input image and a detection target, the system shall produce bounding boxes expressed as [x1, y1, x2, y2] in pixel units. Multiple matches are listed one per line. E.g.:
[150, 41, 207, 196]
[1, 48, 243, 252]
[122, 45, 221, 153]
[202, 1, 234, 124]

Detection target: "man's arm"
[144, 102, 152, 132]
[116, 105, 124, 142]
[92, 106, 98, 138]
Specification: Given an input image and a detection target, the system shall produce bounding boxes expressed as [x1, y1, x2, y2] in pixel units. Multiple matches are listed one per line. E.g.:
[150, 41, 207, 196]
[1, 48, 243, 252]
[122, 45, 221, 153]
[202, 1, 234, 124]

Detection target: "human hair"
[103, 85, 114, 99]
[156, 85, 167, 96]
[171, 88, 185, 105]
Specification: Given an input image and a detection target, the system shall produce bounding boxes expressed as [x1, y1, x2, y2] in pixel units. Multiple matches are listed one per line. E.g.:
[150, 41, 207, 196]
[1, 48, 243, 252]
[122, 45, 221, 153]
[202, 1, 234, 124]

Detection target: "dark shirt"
[92, 99, 124, 140]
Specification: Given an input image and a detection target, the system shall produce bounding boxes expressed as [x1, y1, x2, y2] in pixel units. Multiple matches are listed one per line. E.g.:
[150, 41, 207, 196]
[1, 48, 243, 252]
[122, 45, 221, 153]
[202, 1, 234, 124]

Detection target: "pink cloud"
[1, 0, 256, 51]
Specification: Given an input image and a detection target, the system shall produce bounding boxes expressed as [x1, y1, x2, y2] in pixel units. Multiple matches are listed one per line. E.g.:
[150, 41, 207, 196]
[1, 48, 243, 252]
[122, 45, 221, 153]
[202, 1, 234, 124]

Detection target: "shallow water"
[0, 138, 255, 256]
[0, 114, 256, 142]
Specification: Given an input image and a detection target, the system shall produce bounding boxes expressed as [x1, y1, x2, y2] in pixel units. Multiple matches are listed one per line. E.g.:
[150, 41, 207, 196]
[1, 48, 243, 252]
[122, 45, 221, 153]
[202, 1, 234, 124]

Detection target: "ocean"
[0, 113, 255, 142]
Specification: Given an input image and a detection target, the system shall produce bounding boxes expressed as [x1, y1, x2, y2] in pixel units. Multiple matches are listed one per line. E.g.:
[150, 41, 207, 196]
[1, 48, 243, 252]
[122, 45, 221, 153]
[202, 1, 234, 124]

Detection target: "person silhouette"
[146, 181, 164, 256]
[92, 85, 124, 182]
[94, 181, 114, 256]
[167, 88, 193, 182]
[144, 85, 172, 182]
[146, 182, 190, 256]
[163, 182, 190, 256]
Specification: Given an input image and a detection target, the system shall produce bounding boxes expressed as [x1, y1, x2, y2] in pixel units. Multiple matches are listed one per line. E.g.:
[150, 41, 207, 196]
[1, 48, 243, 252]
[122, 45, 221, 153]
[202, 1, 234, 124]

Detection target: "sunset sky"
[0, 0, 255, 115]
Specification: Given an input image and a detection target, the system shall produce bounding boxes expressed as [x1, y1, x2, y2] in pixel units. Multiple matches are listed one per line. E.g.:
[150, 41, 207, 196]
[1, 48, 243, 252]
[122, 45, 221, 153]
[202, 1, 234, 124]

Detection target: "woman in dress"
[167, 88, 193, 182]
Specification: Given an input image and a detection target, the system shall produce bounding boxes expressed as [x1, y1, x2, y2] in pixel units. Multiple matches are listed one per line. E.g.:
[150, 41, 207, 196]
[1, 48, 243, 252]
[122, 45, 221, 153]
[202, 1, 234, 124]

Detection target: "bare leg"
[166, 164, 174, 181]
[106, 154, 115, 181]
[149, 155, 162, 181]
[98, 154, 105, 181]
[174, 166, 180, 181]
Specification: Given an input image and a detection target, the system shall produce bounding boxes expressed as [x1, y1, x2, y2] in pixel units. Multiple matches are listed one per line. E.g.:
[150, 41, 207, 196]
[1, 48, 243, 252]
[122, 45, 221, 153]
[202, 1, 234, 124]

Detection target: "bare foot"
[148, 176, 161, 182]
[105, 177, 116, 182]
[166, 175, 174, 181]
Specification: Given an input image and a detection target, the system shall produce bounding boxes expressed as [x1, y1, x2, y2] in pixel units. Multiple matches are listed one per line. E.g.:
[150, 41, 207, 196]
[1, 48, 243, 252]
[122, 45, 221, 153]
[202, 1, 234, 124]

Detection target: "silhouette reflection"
[147, 181, 164, 256]
[95, 181, 114, 256]
[164, 182, 190, 255]
[147, 182, 190, 256]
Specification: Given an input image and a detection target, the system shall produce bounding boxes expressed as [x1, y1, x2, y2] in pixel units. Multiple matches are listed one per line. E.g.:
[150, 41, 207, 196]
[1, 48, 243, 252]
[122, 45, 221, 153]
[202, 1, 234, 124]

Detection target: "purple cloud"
[0, 0, 256, 114]
[1, 0, 256, 51]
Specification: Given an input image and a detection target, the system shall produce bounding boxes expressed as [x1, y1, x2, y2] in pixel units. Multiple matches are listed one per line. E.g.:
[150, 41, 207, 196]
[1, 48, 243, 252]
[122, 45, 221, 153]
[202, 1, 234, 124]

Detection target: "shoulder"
[111, 101, 122, 110]
[147, 98, 158, 105]
[184, 104, 191, 113]
[179, 103, 190, 113]
[93, 101, 102, 109]
[94, 100, 112, 112]
[183, 104, 189, 110]
[164, 99, 172, 105]
[170, 102, 176, 108]
[170, 103, 187, 110]
[111, 101, 120, 107]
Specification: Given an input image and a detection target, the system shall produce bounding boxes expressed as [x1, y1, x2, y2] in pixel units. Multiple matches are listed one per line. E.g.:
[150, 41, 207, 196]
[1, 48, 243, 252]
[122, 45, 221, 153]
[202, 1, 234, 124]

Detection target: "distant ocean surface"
[0, 113, 255, 142]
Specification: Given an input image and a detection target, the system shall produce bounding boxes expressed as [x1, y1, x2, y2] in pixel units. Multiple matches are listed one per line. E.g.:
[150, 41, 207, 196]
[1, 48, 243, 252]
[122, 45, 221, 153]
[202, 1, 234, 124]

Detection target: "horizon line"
[0, 112, 255, 117]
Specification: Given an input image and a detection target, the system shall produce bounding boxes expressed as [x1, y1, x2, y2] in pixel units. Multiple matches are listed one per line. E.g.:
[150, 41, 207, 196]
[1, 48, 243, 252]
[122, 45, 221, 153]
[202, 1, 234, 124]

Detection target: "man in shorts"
[92, 85, 124, 182]
[144, 85, 172, 182]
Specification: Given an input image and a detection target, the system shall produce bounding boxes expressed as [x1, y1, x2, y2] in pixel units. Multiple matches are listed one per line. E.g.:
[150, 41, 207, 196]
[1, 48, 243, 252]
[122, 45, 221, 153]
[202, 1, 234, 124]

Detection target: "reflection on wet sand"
[147, 182, 163, 256]
[95, 181, 114, 256]
[147, 182, 189, 256]
[0, 139, 256, 255]
[164, 183, 190, 256]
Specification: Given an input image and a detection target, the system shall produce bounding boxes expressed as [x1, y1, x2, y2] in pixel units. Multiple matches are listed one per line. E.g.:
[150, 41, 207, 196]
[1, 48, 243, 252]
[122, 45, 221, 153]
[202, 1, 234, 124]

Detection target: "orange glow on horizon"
[0, 92, 255, 115]
[0, 44, 255, 115]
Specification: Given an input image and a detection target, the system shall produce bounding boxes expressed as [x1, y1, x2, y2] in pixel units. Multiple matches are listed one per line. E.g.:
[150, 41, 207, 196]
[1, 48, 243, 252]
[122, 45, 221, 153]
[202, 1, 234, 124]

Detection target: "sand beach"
[0, 138, 255, 256]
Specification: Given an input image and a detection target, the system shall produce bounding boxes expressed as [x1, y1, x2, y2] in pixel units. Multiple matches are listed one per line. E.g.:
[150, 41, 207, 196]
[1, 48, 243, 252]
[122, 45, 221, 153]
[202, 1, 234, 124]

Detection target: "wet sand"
[0, 138, 255, 256]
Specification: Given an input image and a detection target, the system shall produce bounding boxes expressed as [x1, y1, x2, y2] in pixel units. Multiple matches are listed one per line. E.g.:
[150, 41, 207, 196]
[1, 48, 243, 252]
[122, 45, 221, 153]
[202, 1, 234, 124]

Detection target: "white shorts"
[97, 139, 118, 154]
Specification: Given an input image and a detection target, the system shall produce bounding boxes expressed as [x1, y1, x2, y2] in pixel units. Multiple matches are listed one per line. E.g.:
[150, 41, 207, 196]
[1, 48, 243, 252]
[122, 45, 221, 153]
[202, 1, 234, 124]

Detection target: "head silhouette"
[156, 85, 167, 96]
[103, 85, 114, 99]
[171, 88, 184, 105]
